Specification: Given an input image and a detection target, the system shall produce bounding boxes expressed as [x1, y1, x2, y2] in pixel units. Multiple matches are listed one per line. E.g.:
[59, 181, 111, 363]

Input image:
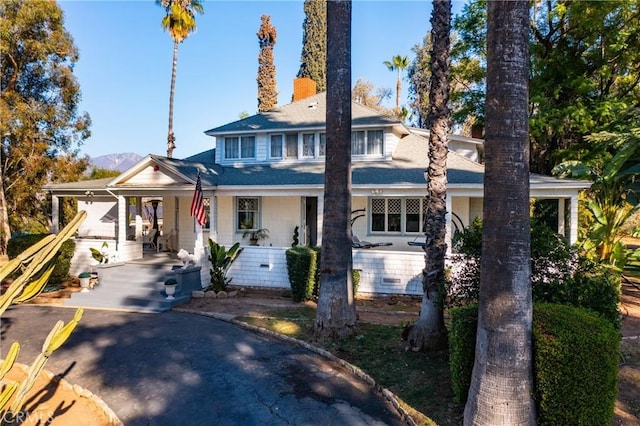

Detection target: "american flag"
[190, 173, 207, 226]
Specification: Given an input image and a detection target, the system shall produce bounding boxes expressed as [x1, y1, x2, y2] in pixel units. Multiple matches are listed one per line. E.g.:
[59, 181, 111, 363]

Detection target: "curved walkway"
[0, 305, 407, 426]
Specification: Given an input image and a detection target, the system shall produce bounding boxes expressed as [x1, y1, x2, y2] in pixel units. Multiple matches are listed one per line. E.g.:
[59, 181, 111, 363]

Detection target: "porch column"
[135, 196, 143, 241]
[445, 195, 453, 254]
[569, 195, 579, 244]
[316, 195, 324, 246]
[117, 195, 127, 251]
[51, 195, 59, 234]
[209, 195, 218, 242]
[557, 198, 566, 238]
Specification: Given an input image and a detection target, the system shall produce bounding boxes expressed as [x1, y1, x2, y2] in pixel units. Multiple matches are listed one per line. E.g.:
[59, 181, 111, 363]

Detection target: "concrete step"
[65, 260, 191, 313]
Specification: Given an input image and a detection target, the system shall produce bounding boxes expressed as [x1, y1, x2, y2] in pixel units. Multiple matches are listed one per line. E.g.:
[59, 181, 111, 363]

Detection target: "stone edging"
[175, 308, 417, 426]
[12, 363, 123, 426]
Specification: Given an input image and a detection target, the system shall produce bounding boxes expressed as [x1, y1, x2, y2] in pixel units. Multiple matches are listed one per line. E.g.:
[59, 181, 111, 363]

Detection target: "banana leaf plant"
[207, 239, 243, 292]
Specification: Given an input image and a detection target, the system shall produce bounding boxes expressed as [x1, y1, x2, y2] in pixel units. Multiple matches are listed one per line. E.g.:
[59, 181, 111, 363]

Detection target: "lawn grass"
[239, 307, 464, 425]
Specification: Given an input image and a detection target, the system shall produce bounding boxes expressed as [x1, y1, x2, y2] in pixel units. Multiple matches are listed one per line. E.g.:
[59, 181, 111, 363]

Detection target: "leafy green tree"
[87, 167, 121, 180]
[313, 0, 356, 341]
[405, 0, 451, 352]
[407, 35, 432, 128]
[383, 55, 409, 111]
[464, 1, 536, 423]
[553, 127, 640, 269]
[257, 15, 278, 112]
[0, 0, 91, 254]
[157, 0, 204, 158]
[297, 0, 326, 92]
[453, 0, 640, 175]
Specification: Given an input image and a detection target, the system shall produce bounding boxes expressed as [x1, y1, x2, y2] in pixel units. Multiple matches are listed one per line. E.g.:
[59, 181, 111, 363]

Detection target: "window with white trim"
[371, 197, 426, 233]
[270, 134, 283, 159]
[319, 133, 326, 157]
[237, 197, 259, 231]
[224, 136, 256, 159]
[351, 129, 384, 156]
[371, 198, 401, 232]
[302, 133, 315, 157]
[285, 134, 298, 158]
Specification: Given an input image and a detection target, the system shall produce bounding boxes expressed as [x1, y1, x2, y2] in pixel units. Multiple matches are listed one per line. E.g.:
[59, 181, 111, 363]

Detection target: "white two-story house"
[45, 79, 590, 295]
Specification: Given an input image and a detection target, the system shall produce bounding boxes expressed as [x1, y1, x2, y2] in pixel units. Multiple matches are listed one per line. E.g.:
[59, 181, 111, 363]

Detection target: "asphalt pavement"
[0, 305, 408, 426]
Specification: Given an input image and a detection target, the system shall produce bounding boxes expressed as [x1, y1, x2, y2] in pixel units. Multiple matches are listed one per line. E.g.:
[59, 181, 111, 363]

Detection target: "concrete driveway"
[0, 305, 407, 425]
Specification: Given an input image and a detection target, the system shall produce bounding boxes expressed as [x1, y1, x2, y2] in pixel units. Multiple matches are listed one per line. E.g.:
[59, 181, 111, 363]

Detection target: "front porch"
[64, 250, 203, 313]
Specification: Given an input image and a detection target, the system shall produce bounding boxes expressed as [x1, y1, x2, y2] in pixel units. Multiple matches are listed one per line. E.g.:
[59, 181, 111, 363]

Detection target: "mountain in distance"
[89, 153, 143, 172]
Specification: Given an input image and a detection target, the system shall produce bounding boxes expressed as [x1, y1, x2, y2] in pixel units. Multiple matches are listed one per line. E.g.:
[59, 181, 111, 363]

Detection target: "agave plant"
[207, 239, 243, 292]
[0, 211, 86, 423]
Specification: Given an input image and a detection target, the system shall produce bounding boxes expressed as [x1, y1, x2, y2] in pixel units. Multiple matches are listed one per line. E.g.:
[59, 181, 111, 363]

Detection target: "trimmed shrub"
[448, 303, 620, 424]
[8, 234, 75, 284]
[449, 220, 621, 328]
[449, 304, 478, 403]
[533, 303, 620, 425]
[285, 247, 317, 302]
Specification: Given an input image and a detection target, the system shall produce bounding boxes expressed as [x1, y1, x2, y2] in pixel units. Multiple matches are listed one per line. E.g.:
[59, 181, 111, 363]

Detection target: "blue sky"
[60, 0, 465, 159]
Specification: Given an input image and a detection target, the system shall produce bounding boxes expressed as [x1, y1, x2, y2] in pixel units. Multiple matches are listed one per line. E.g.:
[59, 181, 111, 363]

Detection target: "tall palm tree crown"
[157, 0, 204, 158]
[383, 54, 409, 110]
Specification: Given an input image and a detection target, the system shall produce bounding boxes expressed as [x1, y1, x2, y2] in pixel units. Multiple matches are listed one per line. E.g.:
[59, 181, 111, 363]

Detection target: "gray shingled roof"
[204, 93, 402, 135]
[213, 133, 485, 187]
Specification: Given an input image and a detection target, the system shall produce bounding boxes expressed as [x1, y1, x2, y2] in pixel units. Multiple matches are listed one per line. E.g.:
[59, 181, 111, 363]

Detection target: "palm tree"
[313, 0, 357, 340]
[158, 0, 204, 158]
[383, 54, 409, 111]
[405, 0, 451, 352]
[464, 1, 536, 424]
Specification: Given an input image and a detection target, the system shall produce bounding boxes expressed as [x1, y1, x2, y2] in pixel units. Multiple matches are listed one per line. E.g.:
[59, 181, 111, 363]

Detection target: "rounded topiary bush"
[285, 247, 317, 302]
[8, 234, 76, 284]
[533, 303, 620, 426]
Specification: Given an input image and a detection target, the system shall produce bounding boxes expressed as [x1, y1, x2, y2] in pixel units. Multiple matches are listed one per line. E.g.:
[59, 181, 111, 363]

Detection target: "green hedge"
[533, 303, 620, 425]
[8, 234, 76, 284]
[286, 246, 361, 302]
[449, 304, 478, 403]
[449, 303, 620, 424]
[285, 247, 317, 302]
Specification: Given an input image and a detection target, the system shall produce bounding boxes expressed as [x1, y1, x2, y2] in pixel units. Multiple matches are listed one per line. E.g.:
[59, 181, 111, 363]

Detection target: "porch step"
[63, 262, 190, 313]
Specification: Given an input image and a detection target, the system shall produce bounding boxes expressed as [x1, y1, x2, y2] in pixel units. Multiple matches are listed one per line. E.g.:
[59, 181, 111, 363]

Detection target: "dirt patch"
[181, 290, 421, 326]
[1, 363, 121, 425]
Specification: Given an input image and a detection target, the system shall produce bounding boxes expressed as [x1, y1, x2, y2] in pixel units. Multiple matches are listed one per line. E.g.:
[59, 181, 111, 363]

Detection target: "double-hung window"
[270, 134, 283, 159]
[371, 198, 401, 232]
[302, 133, 315, 157]
[285, 134, 298, 158]
[224, 136, 255, 159]
[237, 197, 259, 231]
[371, 197, 425, 233]
[319, 133, 326, 157]
[351, 129, 384, 156]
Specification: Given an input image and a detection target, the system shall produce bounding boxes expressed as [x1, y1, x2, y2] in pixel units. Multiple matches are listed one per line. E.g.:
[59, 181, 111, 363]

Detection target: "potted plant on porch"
[164, 278, 177, 300]
[242, 228, 269, 246]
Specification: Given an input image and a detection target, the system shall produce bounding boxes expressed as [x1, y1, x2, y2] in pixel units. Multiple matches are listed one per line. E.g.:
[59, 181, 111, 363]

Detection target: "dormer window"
[352, 129, 384, 156]
[224, 136, 255, 159]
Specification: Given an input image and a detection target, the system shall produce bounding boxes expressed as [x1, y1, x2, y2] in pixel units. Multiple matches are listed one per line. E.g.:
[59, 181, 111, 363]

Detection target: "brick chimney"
[293, 77, 317, 101]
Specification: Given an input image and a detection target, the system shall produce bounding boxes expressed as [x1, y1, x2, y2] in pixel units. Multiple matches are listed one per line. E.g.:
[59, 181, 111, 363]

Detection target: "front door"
[305, 197, 318, 247]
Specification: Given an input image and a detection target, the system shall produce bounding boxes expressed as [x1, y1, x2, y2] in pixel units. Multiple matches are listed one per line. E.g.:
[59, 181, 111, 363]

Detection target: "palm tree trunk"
[396, 69, 401, 110]
[464, 1, 535, 424]
[313, 0, 357, 340]
[167, 40, 179, 158]
[406, 0, 451, 352]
